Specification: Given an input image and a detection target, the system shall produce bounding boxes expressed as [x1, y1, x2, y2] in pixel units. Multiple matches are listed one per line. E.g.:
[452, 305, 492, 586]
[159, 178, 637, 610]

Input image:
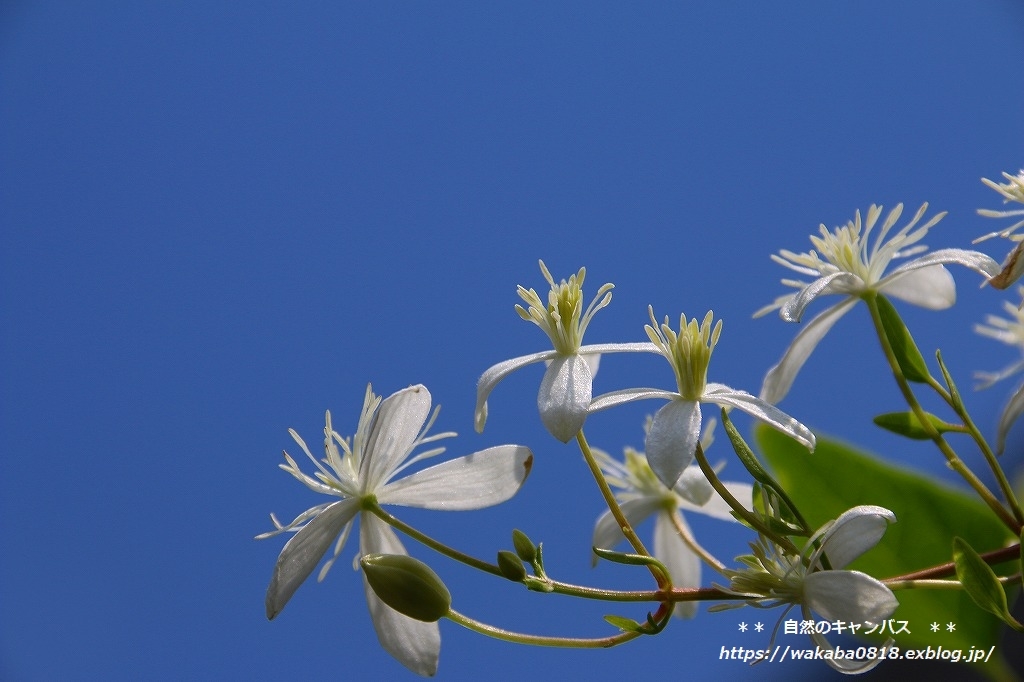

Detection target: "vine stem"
[576, 429, 669, 589]
[446, 607, 644, 648]
[864, 293, 1019, 532]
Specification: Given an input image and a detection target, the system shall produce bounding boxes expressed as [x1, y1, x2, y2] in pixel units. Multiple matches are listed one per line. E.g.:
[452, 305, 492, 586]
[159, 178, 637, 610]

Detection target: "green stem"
[370, 501, 702, 603]
[925, 370, 1024, 526]
[577, 429, 668, 589]
[367, 502, 504, 577]
[669, 509, 727, 575]
[446, 605, 675, 648]
[693, 442, 801, 556]
[863, 293, 1019, 532]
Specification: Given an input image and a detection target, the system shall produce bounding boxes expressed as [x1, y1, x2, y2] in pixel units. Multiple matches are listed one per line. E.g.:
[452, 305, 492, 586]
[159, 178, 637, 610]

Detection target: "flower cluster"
[718, 506, 899, 674]
[259, 182, 1024, 677]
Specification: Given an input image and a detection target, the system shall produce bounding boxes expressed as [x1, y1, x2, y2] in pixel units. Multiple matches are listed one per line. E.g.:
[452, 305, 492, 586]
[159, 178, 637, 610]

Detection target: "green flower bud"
[497, 550, 527, 581]
[511, 529, 536, 563]
[360, 553, 452, 622]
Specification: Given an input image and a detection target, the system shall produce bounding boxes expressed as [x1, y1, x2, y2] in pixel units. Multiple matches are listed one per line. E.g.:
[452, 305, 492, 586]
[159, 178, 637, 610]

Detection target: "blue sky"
[2, 3, 1023, 680]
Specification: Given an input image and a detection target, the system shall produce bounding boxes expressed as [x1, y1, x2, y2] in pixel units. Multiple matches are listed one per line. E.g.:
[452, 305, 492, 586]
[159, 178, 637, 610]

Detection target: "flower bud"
[360, 553, 451, 622]
[511, 529, 537, 563]
[497, 550, 527, 581]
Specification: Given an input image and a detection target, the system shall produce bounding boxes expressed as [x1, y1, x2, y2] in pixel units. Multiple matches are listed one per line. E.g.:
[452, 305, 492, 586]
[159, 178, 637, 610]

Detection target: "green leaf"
[953, 537, 1023, 631]
[875, 294, 931, 382]
[756, 425, 1015, 656]
[873, 411, 960, 440]
[603, 614, 643, 633]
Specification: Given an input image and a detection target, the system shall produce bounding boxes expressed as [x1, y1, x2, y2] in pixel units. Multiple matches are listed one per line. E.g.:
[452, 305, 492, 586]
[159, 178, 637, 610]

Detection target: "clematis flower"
[974, 286, 1024, 453]
[475, 260, 658, 442]
[591, 419, 752, 618]
[756, 203, 1000, 404]
[974, 170, 1024, 290]
[589, 307, 814, 489]
[257, 384, 533, 677]
[720, 505, 899, 674]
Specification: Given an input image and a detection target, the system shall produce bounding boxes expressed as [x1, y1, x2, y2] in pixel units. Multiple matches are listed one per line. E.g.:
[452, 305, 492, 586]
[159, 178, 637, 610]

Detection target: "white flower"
[722, 505, 899, 674]
[258, 384, 533, 677]
[589, 308, 814, 489]
[975, 170, 1024, 290]
[475, 260, 658, 442]
[756, 203, 1000, 404]
[974, 287, 1024, 453]
[591, 421, 752, 618]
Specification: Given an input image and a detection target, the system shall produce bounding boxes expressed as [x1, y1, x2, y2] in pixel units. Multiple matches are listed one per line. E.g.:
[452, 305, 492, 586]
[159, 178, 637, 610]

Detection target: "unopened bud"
[511, 529, 536, 563]
[360, 553, 451, 622]
[497, 550, 527, 581]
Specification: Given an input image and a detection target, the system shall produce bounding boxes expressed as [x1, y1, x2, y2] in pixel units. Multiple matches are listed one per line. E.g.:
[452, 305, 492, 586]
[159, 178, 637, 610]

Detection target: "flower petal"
[589, 387, 679, 412]
[673, 466, 714, 507]
[265, 498, 359, 619]
[703, 384, 815, 451]
[591, 497, 663, 565]
[879, 264, 956, 310]
[537, 354, 593, 442]
[475, 350, 558, 433]
[781, 271, 862, 322]
[677, 481, 753, 521]
[760, 298, 858, 404]
[646, 399, 701, 489]
[885, 247, 1001, 282]
[378, 445, 533, 510]
[360, 385, 433, 492]
[360, 514, 441, 677]
[803, 569, 898, 624]
[654, 512, 701, 619]
[996, 382, 1024, 454]
[816, 505, 896, 569]
[808, 626, 892, 674]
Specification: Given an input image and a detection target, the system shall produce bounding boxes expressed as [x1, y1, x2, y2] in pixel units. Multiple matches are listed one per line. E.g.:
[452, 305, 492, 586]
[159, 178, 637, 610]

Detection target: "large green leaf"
[756, 425, 1016, 656]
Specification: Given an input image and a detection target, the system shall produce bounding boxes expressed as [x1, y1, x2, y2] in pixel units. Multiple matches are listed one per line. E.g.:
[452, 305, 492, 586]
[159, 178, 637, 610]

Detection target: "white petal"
[703, 384, 815, 451]
[537, 354, 593, 442]
[816, 505, 896, 569]
[781, 271, 862, 322]
[803, 569, 899, 624]
[879, 264, 956, 309]
[886, 247, 1001, 282]
[591, 497, 663, 565]
[646, 399, 701, 489]
[760, 298, 858, 404]
[360, 385, 433, 492]
[996, 382, 1024, 454]
[378, 445, 533, 510]
[589, 387, 678, 412]
[808, 626, 892, 674]
[265, 499, 359, 619]
[673, 466, 713, 507]
[475, 350, 558, 433]
[360, 514, 440, 677]
[577, 341, 662, 356]
[654, 512, 701, 619]
[678, 481, 753, 521]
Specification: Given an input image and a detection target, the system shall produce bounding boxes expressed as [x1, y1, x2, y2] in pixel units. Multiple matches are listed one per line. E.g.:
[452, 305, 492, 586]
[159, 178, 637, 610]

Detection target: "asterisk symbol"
[946, 622, 956, 632]
[755, 622, 764, 632]
[739, 622, 748, 632]
[930, 622, 940, 632]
